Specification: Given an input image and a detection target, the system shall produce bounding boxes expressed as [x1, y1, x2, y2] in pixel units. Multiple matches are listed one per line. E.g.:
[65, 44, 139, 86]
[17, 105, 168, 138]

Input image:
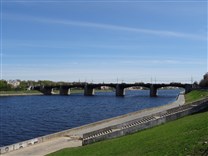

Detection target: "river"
[0, 89, 182, 147]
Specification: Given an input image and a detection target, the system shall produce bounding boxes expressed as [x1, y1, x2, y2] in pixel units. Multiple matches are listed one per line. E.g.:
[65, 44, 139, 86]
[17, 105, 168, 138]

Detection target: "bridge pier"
[150, 85, 157, 97]
[40, 87, 53, 95]
[60, 86, 70, 95]
[32, 83, 192, 97]
[116, 84, 125, 96]
[84, 85, 95, 96]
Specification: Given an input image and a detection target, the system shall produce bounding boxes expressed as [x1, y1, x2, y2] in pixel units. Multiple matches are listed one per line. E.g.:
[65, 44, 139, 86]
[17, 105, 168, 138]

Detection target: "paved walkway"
[3, 95, 185, 156]
[4, 138, 82, 156]
[67, 94, 185, 136]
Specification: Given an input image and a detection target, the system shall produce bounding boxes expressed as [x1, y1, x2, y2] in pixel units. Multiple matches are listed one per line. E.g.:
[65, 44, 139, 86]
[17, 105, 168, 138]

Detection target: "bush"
[199, 73, 208, 87]
[0, 80, 12, 91]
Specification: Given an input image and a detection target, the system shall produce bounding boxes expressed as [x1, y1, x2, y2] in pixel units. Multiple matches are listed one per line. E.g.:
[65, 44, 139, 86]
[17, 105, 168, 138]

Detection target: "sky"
[0, 0, 207, 83]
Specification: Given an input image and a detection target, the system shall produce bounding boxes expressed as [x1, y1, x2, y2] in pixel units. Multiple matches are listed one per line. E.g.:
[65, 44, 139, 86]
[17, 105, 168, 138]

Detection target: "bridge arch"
[155, 86, 185, 97]
[33, 83, 192, 97]
[116, 84, 151, 97]
[60, 85, 85, 95]
[84, 84, 116, 96]
[151, 84, 192, 97]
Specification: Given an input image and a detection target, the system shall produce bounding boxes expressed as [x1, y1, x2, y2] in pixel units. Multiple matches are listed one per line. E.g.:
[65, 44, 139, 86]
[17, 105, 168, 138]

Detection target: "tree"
[16, 81, 28, 90]
[37, 80, 56, 86]
[0, 80, 12, 91]
[199, 73, 208, 87]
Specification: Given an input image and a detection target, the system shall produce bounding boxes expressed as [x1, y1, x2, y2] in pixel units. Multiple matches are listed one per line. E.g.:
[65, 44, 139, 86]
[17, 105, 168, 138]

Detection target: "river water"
[0, 89, 181, 147]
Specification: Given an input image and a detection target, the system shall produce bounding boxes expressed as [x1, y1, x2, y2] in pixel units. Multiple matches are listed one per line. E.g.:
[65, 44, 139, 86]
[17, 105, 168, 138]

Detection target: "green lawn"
[94, 89, 114, 92]
[0, 89, 113, 95]
[0, 90, 41, 94]
[185, 89, 208, 104]
[69, 89, 113, 94]
[48, 110, 208, 156]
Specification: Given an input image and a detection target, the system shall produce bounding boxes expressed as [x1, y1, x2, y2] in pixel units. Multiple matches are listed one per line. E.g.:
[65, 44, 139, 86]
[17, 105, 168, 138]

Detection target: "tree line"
[1, 74, 208, 91]
[0, 80, 74, 91]
[199, 73, 208, 88]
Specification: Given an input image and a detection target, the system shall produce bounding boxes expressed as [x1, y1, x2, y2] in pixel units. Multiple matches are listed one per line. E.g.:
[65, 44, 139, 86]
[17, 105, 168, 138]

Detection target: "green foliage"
[0, 80, 12, 91]
[0, 90, 41, 94]
[48, 111, 208, 156]
[0, 80, 61, 92]
[37, 80, 56, 86]
[200, 79, 208, 87]
[15, 81, 28, 90]
[199, 73, 208, 87]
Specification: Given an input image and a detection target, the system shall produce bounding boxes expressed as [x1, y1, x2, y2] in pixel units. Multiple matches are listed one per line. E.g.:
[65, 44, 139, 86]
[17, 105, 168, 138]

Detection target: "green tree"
[37, 80, 56, 86]
[0, 80, 12, 91]
[16, 81, 28, 90]
[199, 73, 208, 87]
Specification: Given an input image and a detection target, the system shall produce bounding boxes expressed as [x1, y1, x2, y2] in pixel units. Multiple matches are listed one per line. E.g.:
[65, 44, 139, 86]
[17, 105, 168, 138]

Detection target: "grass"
[95, 89, 114, 92]
[0, 90, 41, 94]
[2, 89, 207, 155]
[185, 89, 208, 104]
[53, 89, 113, 94]
[68, 89, 113, 94]
[47, 90, 208, 156]
[48, 110, 208, 156]
[0, 89, 113, 95]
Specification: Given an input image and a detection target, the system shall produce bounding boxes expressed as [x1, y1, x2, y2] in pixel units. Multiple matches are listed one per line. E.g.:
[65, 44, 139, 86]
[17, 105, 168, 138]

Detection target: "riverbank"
[1, 90, 207, 156]
[49, 109, 208, 156]
[1, 93, 185, 156]
[48, 90, 208, 156]
[0, 89, 114, 96]
[0, 90, 43, 96]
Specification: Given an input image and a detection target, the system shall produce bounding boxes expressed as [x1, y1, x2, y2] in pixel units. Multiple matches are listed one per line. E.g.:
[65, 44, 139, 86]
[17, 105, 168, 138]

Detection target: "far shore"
[0, 88, 184, 97]
[0, 93, 43, 96]
[0, 89, 114, 96]
[0, 92, 43, 96]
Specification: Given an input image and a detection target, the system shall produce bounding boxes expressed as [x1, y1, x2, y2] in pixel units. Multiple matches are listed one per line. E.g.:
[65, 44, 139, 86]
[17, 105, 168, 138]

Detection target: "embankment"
[1, 93, 208, 156]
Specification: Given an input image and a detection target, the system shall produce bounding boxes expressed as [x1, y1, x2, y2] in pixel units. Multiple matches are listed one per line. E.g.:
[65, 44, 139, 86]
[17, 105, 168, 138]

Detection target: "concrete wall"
[0, 138, 39, 154]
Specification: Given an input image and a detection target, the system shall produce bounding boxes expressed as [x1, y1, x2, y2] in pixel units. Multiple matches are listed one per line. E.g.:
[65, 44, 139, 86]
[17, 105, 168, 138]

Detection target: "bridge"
[33, 83, 192, 97]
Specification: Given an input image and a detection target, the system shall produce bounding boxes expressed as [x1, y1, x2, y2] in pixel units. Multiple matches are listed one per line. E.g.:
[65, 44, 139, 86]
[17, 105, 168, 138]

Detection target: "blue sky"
[1, 0, 207, 83]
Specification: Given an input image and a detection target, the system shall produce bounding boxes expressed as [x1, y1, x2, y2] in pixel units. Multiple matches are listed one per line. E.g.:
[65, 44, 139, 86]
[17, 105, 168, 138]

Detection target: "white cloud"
[119, 59, 205, 65]
[35, 19, 207, 40]
[4, 13, 206, 40]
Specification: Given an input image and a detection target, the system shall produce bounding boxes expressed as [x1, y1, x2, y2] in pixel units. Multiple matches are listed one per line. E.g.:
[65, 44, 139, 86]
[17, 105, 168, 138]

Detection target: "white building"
[7, 80, 20, 88]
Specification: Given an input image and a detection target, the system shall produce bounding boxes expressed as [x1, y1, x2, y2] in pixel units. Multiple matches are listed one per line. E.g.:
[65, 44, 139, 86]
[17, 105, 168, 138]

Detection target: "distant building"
[126, 86, 144, 90]
[7, 80, 20, 88]
[101, 86, 111, 90]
